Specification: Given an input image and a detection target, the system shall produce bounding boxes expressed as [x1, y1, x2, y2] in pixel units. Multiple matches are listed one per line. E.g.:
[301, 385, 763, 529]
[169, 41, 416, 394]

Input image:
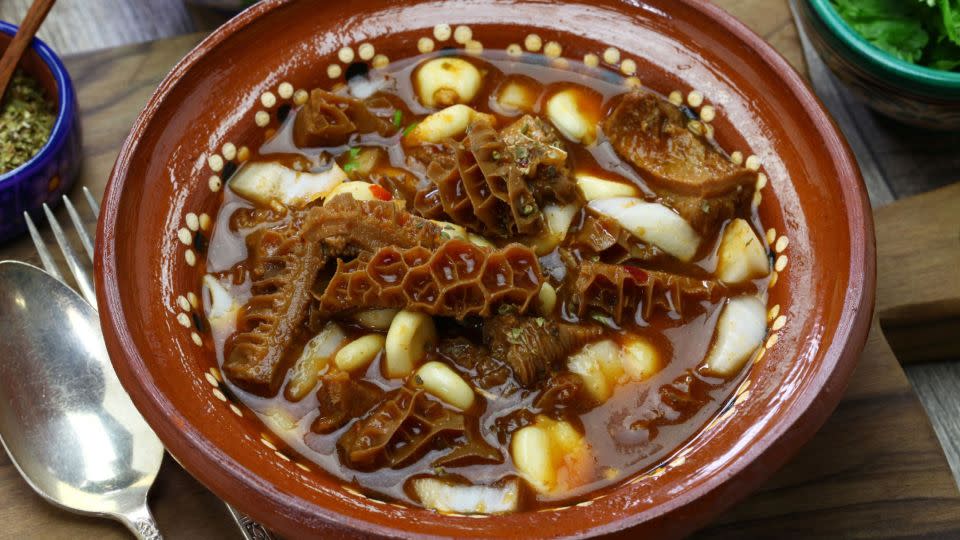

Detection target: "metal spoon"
[0, 260, 164, 539]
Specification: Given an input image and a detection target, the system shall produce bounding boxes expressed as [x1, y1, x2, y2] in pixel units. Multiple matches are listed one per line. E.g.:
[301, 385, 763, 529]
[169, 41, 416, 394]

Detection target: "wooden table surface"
[1, 1, 959, 538]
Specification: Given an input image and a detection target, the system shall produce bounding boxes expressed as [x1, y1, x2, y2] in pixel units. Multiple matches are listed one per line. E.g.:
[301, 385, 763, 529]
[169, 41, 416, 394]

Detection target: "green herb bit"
[348, 147, 361, 158]
[507, 327, 524, 344]
[590, 313, 616, 327]
[392, 109, 403, 128]
[402, 122, 419, 137]
[343, 162, 358, 173]
[0, 70, 55, 174]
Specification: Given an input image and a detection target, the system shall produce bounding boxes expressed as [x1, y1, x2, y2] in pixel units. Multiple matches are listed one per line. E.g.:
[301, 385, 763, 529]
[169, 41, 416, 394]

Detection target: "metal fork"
[24, 188, 275, 540]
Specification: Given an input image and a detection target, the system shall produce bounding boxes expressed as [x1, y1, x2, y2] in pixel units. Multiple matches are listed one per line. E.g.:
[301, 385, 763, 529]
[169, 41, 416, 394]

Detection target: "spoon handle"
[116, 502, 163, 540]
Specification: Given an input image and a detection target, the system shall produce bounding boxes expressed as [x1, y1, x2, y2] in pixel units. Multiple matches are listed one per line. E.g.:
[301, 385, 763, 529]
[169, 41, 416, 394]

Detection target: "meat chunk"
[225, 224, 323, 396]
[293, 90, 399, 147]
[500, 115, 581, 207]
[533, 372, 585, 412]
[565, 208, 661, 264]
[311, 371, 384, 434]
[337, 387, 500, 470]
[569, 260, 723, 323]
[303, 195, 445, 252]
[483, 314, 604, 387]
[437, 337, 513, 389]
[315, 240, 543, 319]
[603, 92, 754, 235]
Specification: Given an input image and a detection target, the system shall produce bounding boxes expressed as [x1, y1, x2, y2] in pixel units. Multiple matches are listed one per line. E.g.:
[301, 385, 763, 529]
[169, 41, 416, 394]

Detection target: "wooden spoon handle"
[0, 0, 56, 99]
[874, 182, 960, 363]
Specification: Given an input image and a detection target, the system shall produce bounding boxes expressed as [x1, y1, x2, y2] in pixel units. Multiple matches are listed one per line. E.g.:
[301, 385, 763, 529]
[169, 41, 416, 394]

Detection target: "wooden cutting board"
[1, 9, 959, 539]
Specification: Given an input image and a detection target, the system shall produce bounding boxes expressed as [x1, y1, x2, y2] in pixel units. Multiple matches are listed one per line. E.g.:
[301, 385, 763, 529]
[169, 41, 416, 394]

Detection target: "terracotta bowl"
[95, 0, 875, 537]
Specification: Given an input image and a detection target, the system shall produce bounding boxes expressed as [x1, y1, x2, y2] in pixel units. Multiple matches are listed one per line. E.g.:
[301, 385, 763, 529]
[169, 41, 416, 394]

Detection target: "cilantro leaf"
[831, 0, 960, 70]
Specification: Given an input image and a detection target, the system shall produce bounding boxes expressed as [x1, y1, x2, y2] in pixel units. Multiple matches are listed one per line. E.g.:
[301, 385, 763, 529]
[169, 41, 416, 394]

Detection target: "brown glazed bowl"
[95, 0, 875, 538]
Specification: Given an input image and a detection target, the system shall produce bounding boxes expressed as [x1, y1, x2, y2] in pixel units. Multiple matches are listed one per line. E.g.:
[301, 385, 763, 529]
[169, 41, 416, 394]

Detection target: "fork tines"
[23, 186, 100, 310]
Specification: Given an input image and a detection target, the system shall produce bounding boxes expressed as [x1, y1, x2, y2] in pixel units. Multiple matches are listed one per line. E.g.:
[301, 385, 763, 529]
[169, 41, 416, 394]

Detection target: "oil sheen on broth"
[201, 50, 772, 514]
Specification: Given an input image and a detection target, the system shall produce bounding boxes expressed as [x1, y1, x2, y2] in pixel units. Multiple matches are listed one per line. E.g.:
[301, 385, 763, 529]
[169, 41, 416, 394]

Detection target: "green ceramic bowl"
[800, 0, 960, 129]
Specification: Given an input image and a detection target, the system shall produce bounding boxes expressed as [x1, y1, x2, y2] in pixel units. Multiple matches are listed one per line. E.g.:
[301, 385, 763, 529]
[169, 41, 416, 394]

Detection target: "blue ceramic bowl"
[0, 21, 81, 244]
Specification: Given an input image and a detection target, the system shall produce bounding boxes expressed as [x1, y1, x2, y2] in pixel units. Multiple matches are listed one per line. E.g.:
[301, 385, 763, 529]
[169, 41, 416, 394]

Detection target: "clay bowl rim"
[95, 0, 875, 537]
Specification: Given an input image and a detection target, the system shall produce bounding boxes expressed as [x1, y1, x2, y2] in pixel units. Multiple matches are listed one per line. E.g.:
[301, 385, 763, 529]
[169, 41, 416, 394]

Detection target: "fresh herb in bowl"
[831, 0, 960, 70]
[0, 69, 54, 174]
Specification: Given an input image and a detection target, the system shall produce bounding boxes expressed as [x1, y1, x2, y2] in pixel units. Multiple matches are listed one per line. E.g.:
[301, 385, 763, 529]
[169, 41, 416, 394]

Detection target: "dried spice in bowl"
[0, 69, 55, 174]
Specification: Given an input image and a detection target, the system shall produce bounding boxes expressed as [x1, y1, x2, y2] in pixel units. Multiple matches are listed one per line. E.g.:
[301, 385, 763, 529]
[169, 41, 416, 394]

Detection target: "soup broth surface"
[201, 49, 771, 513]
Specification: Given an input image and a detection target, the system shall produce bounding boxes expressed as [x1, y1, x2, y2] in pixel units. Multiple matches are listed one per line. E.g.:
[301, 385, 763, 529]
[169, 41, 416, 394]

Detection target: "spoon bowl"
[0, 261, 163, 538]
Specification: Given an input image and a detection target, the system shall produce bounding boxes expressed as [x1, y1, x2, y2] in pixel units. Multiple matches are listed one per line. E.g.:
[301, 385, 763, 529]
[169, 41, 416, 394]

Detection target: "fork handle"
[225, 503, 276, 540]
